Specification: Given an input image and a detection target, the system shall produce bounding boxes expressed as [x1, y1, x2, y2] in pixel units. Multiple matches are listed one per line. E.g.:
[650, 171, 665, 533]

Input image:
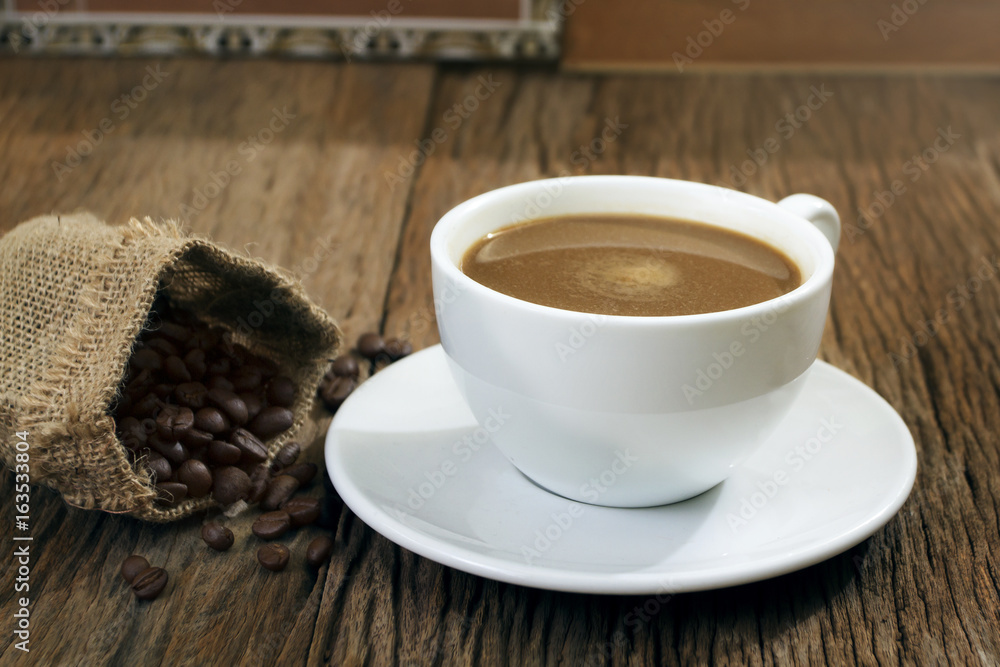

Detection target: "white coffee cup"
[430, 176, 839, 507]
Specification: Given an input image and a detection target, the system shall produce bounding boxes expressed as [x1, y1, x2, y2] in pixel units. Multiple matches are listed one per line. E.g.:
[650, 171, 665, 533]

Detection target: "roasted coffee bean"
[207, 388, 248, 426]
[126, 366, 154, 390]
[319, 376, 355, 412]
[150, 436, 189, 464]
[145, 452, 173, 483]
[131, 348, 163, 371]
[266, 376, 296, 408]
[273, 441, 301, 470]
[156, 405, 194, 439]
[283, 497, 320, 527]
[163, 355, 192, 383]
[132, 566, 168, 600]
[183, 348, 208, 380]
[248, 406, 294, 440]
[229, 428, 267, 464]
[126, 368, 153, 391]
[248, 464, 271, 504]
[194, 407, 229, 434]
[174, 382, 208, 410]
[306, 536, 334, 567]
[240, 392, 264, 421]
[357, 332, 385, 359]
[257, 544, 289, 572]
[131, 392, 160, 417]
[208, 440, 242, 465]
[206, 356, 231, 376]
[144, 337, 179, 357]
[191, 447, 211, 464]
[150, 383, 174, 399]
[252, 511, 291, 540]
[155, 481, 188, 506]
[207, 374, 235, 392]
[330, 355, 359, 378]
[156, 321, 192, 344]
[384, 338, 413, 361]
[121, 555, 150, 583]
[212, 466, 252, 506]
[231, 366, 262, 393]
[261, 475, 300, 511]
[283, 462, 317, 487]
[201, 522, 234, 551]
[117, 416, 148, 449]
[177, 459, 213, 497]
[182, 427, 213, 450]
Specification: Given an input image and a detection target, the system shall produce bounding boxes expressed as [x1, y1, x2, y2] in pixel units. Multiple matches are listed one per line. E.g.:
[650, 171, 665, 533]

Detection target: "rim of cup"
[430, 175, 836, 326]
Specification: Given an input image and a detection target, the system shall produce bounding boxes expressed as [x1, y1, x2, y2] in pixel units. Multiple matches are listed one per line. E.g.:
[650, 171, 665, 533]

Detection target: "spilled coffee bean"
[252, 511, 292, 540]
[330, 355, 359, 378]
[273, 441, 301, 471]
[318, 330, 412, 414]
[121, 555, 150, 584]
[261, 475, 299, 512]
[356, 332, 385, 359]
[319, 376, 354, 413]
[257, 544, 290, 572]
[283, 497, 320, 527]
[384, 338, 413, 361]
[201, 522, 235, 551]
[306, 536, 334, 568]
[132, 567, 169, 600]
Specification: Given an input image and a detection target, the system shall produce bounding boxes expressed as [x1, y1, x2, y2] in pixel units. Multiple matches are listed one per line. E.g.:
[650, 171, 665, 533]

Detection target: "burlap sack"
[0, 213, 340, 521]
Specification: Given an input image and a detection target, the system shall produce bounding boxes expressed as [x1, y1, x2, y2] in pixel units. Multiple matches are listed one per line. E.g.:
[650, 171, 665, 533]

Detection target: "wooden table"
[1, 58, 999, 666]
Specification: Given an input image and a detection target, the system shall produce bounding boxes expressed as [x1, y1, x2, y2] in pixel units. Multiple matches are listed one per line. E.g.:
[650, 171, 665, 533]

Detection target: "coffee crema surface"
[461, 214, 801, 316]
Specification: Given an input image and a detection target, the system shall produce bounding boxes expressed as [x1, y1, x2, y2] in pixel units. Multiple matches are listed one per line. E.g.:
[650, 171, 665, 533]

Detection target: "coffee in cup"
[461, 214, 802, 317]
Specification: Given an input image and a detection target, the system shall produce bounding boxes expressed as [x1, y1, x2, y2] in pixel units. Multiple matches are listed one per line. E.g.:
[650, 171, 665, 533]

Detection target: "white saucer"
[325, 345, 916, 595]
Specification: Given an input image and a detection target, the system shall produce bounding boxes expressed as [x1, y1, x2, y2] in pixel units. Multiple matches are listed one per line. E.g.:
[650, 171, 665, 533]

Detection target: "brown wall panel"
[563, 0, 1000, 70]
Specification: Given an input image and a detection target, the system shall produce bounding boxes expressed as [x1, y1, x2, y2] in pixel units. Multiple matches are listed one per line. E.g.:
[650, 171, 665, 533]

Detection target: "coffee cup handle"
[777, 194, 841, 254]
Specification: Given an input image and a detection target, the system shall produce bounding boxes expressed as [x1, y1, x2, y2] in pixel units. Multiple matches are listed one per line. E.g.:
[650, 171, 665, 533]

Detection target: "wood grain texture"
[1, 58, 999, 666]
[562, 0, 1000, 71]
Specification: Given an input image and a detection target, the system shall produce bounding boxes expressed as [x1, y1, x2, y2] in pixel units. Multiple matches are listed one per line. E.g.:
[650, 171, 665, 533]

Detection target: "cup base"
[518, 468, 724, 508]
[447, 354, 812, 509]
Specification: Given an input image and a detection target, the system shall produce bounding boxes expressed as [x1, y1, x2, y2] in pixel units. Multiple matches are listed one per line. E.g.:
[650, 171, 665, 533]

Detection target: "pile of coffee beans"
[115, 320, 412, 597]
[120, 555, 169, 600]
[318, 331, 412, 413]
[113, 296, 299, 508]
